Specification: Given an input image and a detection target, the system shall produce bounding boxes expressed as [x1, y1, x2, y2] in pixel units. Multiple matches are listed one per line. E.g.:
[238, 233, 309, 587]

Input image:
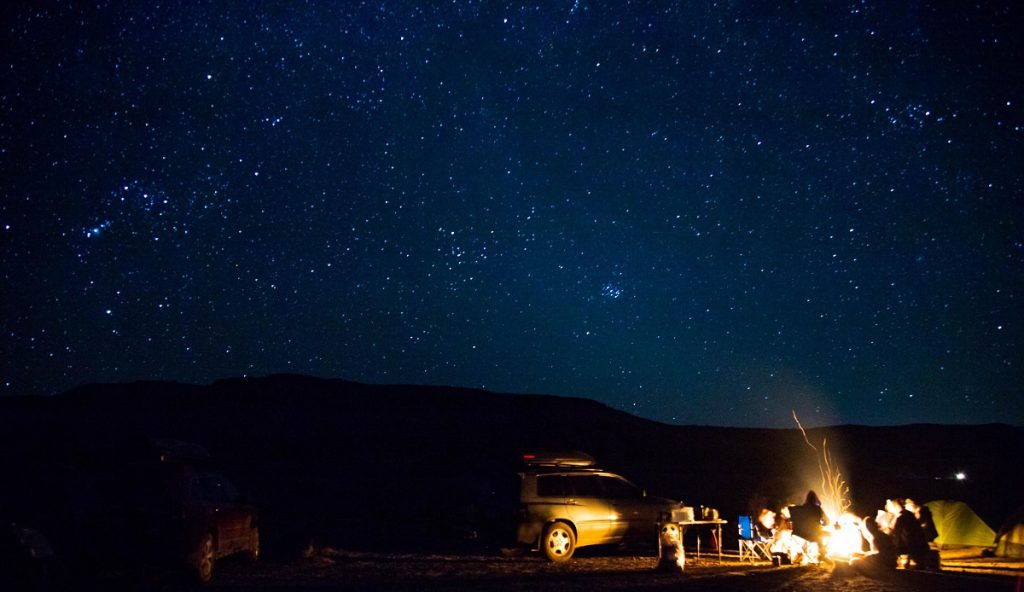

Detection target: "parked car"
[156, 459, 260, 583]
[0, 431, 258, 585]
[513, 452, 680, 562]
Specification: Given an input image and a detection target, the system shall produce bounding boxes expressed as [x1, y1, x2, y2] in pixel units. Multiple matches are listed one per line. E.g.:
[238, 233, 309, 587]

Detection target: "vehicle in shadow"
[0, 427, 258, 586]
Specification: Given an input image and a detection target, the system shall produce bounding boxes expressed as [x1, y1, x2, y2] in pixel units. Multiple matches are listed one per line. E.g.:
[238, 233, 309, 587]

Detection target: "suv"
[0, 433, 258, 585]
[162, 463, 260, 583]
[145, 440, 260, 583]
[514, 452, 679, 562]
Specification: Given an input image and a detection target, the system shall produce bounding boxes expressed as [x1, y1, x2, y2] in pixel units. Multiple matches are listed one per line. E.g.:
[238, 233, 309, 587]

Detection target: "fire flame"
[825, 513, 864, 560]
[791, 411, 858, 561]
[792, 411, 851, 524]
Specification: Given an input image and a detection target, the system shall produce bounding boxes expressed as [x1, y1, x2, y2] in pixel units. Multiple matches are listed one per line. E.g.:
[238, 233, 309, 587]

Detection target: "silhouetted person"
[850, 517, 897, 578]
[892, 498, 930, 569]
[776, 505, 793, 532]
[794, 491, 828, 543]
[789, 490, 829, 563]
[905, 499, 938, 543]
[904, 498, 939, 569]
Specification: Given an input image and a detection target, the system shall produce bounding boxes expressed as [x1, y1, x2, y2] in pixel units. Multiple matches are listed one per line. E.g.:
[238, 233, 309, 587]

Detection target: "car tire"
[193, 532, 216, 584]
[542, 522, 575, 562]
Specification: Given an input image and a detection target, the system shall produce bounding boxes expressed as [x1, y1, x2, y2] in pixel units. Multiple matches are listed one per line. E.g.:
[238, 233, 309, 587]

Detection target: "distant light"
[955, 472, 966, 481]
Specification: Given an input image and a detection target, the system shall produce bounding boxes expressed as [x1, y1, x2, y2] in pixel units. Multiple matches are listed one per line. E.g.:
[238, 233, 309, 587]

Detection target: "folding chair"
[737, 515, 772, 561]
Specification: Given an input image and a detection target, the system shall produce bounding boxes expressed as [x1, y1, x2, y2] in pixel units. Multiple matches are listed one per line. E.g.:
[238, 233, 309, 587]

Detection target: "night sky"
[2, 2, 1021, 428]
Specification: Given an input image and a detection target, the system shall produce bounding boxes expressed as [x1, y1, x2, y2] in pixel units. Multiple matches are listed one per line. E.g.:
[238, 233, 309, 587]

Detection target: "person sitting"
[849, 517, 897, 579]
[904, 499, 940, 570]
[904, 499, 938, 544]
[788, 491, 830, 564]
[892, 498, 931, 569]
[876, 498, 902, 535]
[755, 508, 777, 540]
[770, 506, 796, 565]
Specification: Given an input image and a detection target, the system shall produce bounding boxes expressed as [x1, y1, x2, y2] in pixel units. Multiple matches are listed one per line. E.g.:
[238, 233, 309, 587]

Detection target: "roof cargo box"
[521, 451, 596, 467]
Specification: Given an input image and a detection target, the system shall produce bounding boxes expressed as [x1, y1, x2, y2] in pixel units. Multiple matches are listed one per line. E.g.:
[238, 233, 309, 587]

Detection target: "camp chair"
[737, 515, 772, 561]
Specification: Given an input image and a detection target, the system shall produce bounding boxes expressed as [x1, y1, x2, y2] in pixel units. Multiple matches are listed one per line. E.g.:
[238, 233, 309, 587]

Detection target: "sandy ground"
[190, 547, 1023, 592]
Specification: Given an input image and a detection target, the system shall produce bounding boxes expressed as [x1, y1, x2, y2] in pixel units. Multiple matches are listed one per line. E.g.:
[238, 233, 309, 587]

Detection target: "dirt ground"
[194, 547, 1023, 592]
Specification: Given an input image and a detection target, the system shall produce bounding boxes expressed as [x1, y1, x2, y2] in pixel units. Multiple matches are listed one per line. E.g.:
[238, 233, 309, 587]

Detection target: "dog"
[657, 523, 685, 571]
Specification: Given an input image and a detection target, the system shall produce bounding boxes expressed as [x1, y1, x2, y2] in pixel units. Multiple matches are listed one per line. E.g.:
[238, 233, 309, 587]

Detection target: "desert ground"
[173, 546, 1022, 592]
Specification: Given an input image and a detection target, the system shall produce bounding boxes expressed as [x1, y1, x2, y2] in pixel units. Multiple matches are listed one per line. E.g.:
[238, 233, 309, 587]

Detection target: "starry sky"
[2, 1, 1021, 428]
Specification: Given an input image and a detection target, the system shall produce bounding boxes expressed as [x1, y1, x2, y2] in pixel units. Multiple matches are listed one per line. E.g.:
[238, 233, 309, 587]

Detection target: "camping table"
[675, 519, 728, 562]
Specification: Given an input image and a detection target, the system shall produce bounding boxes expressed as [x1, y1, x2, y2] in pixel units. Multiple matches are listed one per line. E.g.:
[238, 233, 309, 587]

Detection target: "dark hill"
[1, 375, 1019, 554]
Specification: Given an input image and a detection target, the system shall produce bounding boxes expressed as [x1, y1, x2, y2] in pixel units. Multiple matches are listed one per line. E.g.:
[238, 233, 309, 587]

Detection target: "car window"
[537, 475, 569, 497]
[566, 475, 603, 498]
[600, 476, 642, 499]
[190, 473, 225, 502]
[190, 472, 240, 503]
[220, 476, 240, 502]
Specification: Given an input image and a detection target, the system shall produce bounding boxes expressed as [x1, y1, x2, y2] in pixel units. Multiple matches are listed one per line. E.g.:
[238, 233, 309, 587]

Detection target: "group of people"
[864, 497, 940, 570]
[833, 496, 940, 578]
[751, 492, 940, 576]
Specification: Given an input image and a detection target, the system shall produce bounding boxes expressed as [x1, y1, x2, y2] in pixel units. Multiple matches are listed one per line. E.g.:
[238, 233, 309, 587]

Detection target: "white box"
[672, 507, 695, 522]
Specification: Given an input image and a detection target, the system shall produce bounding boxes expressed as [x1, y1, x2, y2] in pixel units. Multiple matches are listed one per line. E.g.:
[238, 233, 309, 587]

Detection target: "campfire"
[791, 412, 858, 562]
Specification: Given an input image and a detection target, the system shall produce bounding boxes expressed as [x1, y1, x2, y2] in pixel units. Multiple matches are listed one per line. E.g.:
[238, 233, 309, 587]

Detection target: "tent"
[924, 500, 995, 548]
[995, 505, 1024, 558]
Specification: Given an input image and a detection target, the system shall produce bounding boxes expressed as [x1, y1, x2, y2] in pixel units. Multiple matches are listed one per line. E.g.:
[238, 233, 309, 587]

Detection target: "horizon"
[7, 372, 1021, 430]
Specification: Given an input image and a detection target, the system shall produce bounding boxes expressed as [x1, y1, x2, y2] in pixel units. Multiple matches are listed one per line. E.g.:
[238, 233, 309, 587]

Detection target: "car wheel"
[193, 533, 216, 584]
[542, 522, 575, 562]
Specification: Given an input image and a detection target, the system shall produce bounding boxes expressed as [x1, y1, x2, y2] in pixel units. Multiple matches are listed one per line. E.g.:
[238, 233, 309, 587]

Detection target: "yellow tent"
[995, 505, 1024, 558]
[925, 500, 995, 548]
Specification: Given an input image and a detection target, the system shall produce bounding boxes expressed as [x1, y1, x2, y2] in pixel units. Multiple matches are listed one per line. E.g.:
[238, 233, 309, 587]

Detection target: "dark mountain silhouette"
[1, 374, 1019, 555]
